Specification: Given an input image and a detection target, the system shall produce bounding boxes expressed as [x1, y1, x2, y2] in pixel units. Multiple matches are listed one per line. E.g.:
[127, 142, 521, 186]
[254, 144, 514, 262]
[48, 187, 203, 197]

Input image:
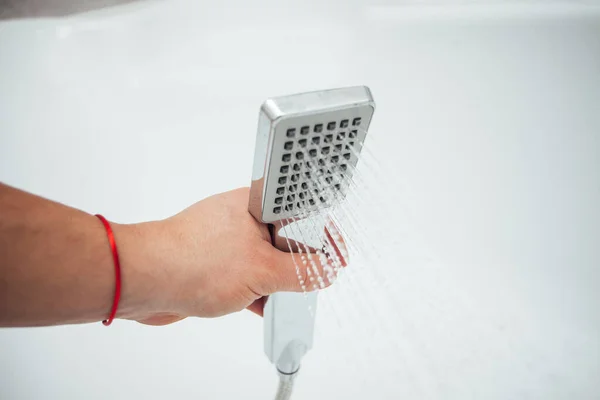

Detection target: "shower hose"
[273, 371, 296, 400]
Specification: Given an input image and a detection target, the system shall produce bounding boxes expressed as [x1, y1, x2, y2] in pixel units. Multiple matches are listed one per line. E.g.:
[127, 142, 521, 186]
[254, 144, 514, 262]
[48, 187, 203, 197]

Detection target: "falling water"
[269, 118, 451, 396]
[272, 116, 561, 399]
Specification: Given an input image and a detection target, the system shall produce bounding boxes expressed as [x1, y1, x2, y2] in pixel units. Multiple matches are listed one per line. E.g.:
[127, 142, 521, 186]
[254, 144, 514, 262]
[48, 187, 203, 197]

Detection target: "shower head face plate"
[249, 86, 375, 224]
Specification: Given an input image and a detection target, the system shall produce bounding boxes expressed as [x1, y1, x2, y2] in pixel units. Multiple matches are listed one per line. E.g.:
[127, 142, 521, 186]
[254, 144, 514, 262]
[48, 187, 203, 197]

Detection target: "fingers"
[266, 223, 349, 293]
[279, 237, 319, 254]
[324, 221, 348, 268]
[246, 298, 265, 317]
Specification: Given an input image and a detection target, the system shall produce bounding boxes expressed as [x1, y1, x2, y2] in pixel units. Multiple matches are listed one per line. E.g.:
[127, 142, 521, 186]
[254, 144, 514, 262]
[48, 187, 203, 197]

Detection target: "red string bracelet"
[95, 214, 122, 326]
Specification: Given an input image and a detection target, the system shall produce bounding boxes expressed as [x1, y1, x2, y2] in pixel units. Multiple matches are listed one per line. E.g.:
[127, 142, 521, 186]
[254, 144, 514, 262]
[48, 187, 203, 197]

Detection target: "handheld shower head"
[248, 86, 375, 379]
[249, 86, 375, 225]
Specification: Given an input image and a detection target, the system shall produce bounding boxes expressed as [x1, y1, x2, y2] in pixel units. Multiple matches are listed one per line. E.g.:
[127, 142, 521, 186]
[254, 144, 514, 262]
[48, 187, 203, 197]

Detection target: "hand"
[114, 188, 341, 325]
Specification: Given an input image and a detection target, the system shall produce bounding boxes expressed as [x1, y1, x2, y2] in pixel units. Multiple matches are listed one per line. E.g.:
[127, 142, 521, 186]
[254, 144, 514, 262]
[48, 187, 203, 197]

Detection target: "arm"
[0, 183, 321, 327]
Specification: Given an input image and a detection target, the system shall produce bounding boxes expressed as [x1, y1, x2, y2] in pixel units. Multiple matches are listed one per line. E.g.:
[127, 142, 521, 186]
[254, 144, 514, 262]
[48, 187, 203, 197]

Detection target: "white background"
[1, 1, 599, 399]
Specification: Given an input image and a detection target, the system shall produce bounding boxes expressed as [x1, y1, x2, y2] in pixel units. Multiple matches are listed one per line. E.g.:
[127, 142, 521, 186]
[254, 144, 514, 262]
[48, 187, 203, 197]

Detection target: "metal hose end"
[273, 367, 298, 400]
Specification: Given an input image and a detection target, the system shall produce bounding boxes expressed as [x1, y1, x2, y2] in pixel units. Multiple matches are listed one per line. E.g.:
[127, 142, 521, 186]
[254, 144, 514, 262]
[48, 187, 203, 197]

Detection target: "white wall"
[1, 2, 599, 399]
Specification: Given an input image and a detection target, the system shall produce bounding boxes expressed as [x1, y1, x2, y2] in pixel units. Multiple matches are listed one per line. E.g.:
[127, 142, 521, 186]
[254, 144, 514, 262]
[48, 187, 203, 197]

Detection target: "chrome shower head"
[249, 86, 375, 225]
[248, 86, 375, 378]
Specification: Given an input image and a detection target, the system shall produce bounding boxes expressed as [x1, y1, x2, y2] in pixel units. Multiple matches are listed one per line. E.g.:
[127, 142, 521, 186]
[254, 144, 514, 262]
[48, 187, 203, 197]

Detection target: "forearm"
[0, 183, 149, 326]
[0, 184, 317, 326]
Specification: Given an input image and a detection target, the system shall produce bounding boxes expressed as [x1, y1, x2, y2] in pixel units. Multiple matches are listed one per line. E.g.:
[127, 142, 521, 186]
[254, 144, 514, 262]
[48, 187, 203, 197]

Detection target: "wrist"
[110, 221, 168, 320]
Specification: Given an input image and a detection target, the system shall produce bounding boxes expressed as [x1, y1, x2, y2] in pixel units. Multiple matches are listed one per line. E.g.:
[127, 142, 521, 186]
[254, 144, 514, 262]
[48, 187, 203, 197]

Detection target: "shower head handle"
[264, 218, 319, 375]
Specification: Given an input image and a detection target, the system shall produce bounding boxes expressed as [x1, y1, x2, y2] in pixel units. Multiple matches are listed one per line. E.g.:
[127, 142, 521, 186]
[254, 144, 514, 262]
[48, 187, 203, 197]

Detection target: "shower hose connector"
[274, 368, 298, 400]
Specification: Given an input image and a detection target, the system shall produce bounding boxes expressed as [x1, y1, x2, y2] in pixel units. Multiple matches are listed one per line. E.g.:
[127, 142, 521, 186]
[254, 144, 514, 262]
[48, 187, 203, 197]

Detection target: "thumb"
[268, 228, 348, 293]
